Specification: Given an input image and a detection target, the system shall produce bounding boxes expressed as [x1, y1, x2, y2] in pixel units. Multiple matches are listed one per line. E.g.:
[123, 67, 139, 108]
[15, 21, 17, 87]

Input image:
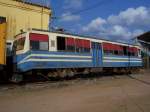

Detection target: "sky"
[30, 0, 150, 42]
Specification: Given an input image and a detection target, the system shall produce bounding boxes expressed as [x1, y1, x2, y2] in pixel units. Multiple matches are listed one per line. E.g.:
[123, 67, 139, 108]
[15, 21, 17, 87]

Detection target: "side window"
[83, 40, 90, 53]
[29, 33, 49, 51]
[123, 46, 128, 56]
[16, 37, 25, 51]
[103, 43, 124, 56]
[114, 50, 119, 55]
[57, 36, 66, 51]
[118, 50, 124, 55]
[103, 43, 114, 55]
[40, 42, 49, 50]
[75, 39, 83, 53]
[75, 39, 91, 53]
[128, 47, 138, 57]
[104, 50, 113, 55]
[66, 38, 75, 52]
[30, 41, 39, 50]
[56, 36, 91, 53]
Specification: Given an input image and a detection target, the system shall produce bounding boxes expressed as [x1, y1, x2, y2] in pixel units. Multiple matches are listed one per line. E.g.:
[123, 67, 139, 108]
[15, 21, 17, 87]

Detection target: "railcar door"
[92, 42, 102, 67]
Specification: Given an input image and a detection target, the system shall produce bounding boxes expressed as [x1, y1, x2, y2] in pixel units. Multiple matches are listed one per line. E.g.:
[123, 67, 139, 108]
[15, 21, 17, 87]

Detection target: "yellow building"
[0, 17, 7, 65]
[0, 0, 51, 40]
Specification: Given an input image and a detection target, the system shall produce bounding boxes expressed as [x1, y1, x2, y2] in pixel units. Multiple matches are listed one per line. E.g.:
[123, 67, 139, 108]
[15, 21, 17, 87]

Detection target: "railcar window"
[66, 38, 75, 52]
[127, 51, 131, 56]
[57, 36, 66, 51]
[114, 50, 119, 55]
[104, 50, 113, 55]
[76, 47, 83, 53]
[40, 42, 49, 50]
[123, 46, 128, 55]
[118, 51, 124, 55]
[16, 37, 25, 51]
[29, 33, 49, 51]
[83, 40, 91, 53]
[30, 41, 39, 50]
[84, 48, 90, 53]
[75, 39, 82, 53]
[75, 39, 91, 53]
[67, 46, 75, 52]
[30, 41, 48, 51]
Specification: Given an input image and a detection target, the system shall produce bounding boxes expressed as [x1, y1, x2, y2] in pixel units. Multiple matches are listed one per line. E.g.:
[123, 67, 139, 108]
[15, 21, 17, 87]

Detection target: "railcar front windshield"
[13, 37, 25, 51]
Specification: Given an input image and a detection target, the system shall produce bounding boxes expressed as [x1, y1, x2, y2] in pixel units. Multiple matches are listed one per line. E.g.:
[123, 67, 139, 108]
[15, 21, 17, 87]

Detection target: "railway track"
[0, 72, 132, 93]
[0, 68, 145, 93]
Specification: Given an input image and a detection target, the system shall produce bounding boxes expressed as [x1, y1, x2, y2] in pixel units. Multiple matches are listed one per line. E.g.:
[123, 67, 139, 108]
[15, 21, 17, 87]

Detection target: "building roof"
[136, 31, 150, 50]
[13, 0, 50, 9]
[137, 31, 150, 42]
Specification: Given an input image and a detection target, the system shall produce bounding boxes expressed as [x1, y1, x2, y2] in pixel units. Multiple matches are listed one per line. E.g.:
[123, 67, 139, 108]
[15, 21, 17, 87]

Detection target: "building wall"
[0, 0, 51, 40]
[0, 18, 7, 65]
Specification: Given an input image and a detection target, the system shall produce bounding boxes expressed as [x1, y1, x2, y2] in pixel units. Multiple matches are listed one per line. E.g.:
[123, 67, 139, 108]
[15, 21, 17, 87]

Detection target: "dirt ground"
[0, 70, 150, 112]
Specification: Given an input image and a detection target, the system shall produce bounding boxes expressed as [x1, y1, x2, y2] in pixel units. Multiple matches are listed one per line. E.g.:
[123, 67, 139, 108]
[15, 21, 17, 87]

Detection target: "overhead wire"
[50, 0, 114, 32]
[51, 0, 114, 20]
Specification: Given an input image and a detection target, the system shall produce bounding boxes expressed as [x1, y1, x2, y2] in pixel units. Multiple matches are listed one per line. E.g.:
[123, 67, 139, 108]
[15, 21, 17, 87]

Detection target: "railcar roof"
[16, 28, 139, 47]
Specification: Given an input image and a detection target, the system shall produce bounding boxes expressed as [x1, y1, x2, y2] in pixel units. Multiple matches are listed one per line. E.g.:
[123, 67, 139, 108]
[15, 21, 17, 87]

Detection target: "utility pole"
[41, 0, 44, 29]
[146, 47, 150, 69]
[137, 39, 150, 69]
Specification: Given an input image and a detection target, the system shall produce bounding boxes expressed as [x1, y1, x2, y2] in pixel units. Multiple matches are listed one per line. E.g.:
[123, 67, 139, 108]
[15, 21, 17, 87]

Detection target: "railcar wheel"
[10, 74, 23, 83]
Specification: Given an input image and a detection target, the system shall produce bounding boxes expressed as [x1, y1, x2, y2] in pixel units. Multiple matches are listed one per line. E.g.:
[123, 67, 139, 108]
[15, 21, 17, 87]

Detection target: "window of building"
[29, 33, 49, 51]
[0, 17, 6, 24]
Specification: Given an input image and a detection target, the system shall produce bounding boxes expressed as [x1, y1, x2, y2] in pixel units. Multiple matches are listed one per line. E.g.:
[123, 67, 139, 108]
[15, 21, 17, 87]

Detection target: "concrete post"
[146, 47, 150, 69]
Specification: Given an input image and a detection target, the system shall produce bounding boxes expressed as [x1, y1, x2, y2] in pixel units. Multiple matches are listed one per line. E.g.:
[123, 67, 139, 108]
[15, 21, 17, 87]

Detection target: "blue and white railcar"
[12, 29, 142, 80]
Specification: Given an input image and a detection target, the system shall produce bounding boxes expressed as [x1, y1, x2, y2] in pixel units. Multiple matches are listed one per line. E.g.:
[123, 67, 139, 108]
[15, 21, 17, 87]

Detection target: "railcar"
[11, 29, 142, 82]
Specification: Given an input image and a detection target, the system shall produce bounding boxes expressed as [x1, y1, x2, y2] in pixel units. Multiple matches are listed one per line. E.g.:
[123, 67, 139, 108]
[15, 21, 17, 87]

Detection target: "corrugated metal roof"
[13, 0, 50, 9]
[137, 31, 150, 42]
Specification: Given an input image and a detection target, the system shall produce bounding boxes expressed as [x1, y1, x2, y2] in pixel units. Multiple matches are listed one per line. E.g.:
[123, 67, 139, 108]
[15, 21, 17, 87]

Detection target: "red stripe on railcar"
[128, 47, 138, 52]
[103, 43, 123, 51]
[83, 40, 90, 48]
[75, 39, 83, 47]
[29, 33, 49, 42]
[66, 38, 75, 46]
